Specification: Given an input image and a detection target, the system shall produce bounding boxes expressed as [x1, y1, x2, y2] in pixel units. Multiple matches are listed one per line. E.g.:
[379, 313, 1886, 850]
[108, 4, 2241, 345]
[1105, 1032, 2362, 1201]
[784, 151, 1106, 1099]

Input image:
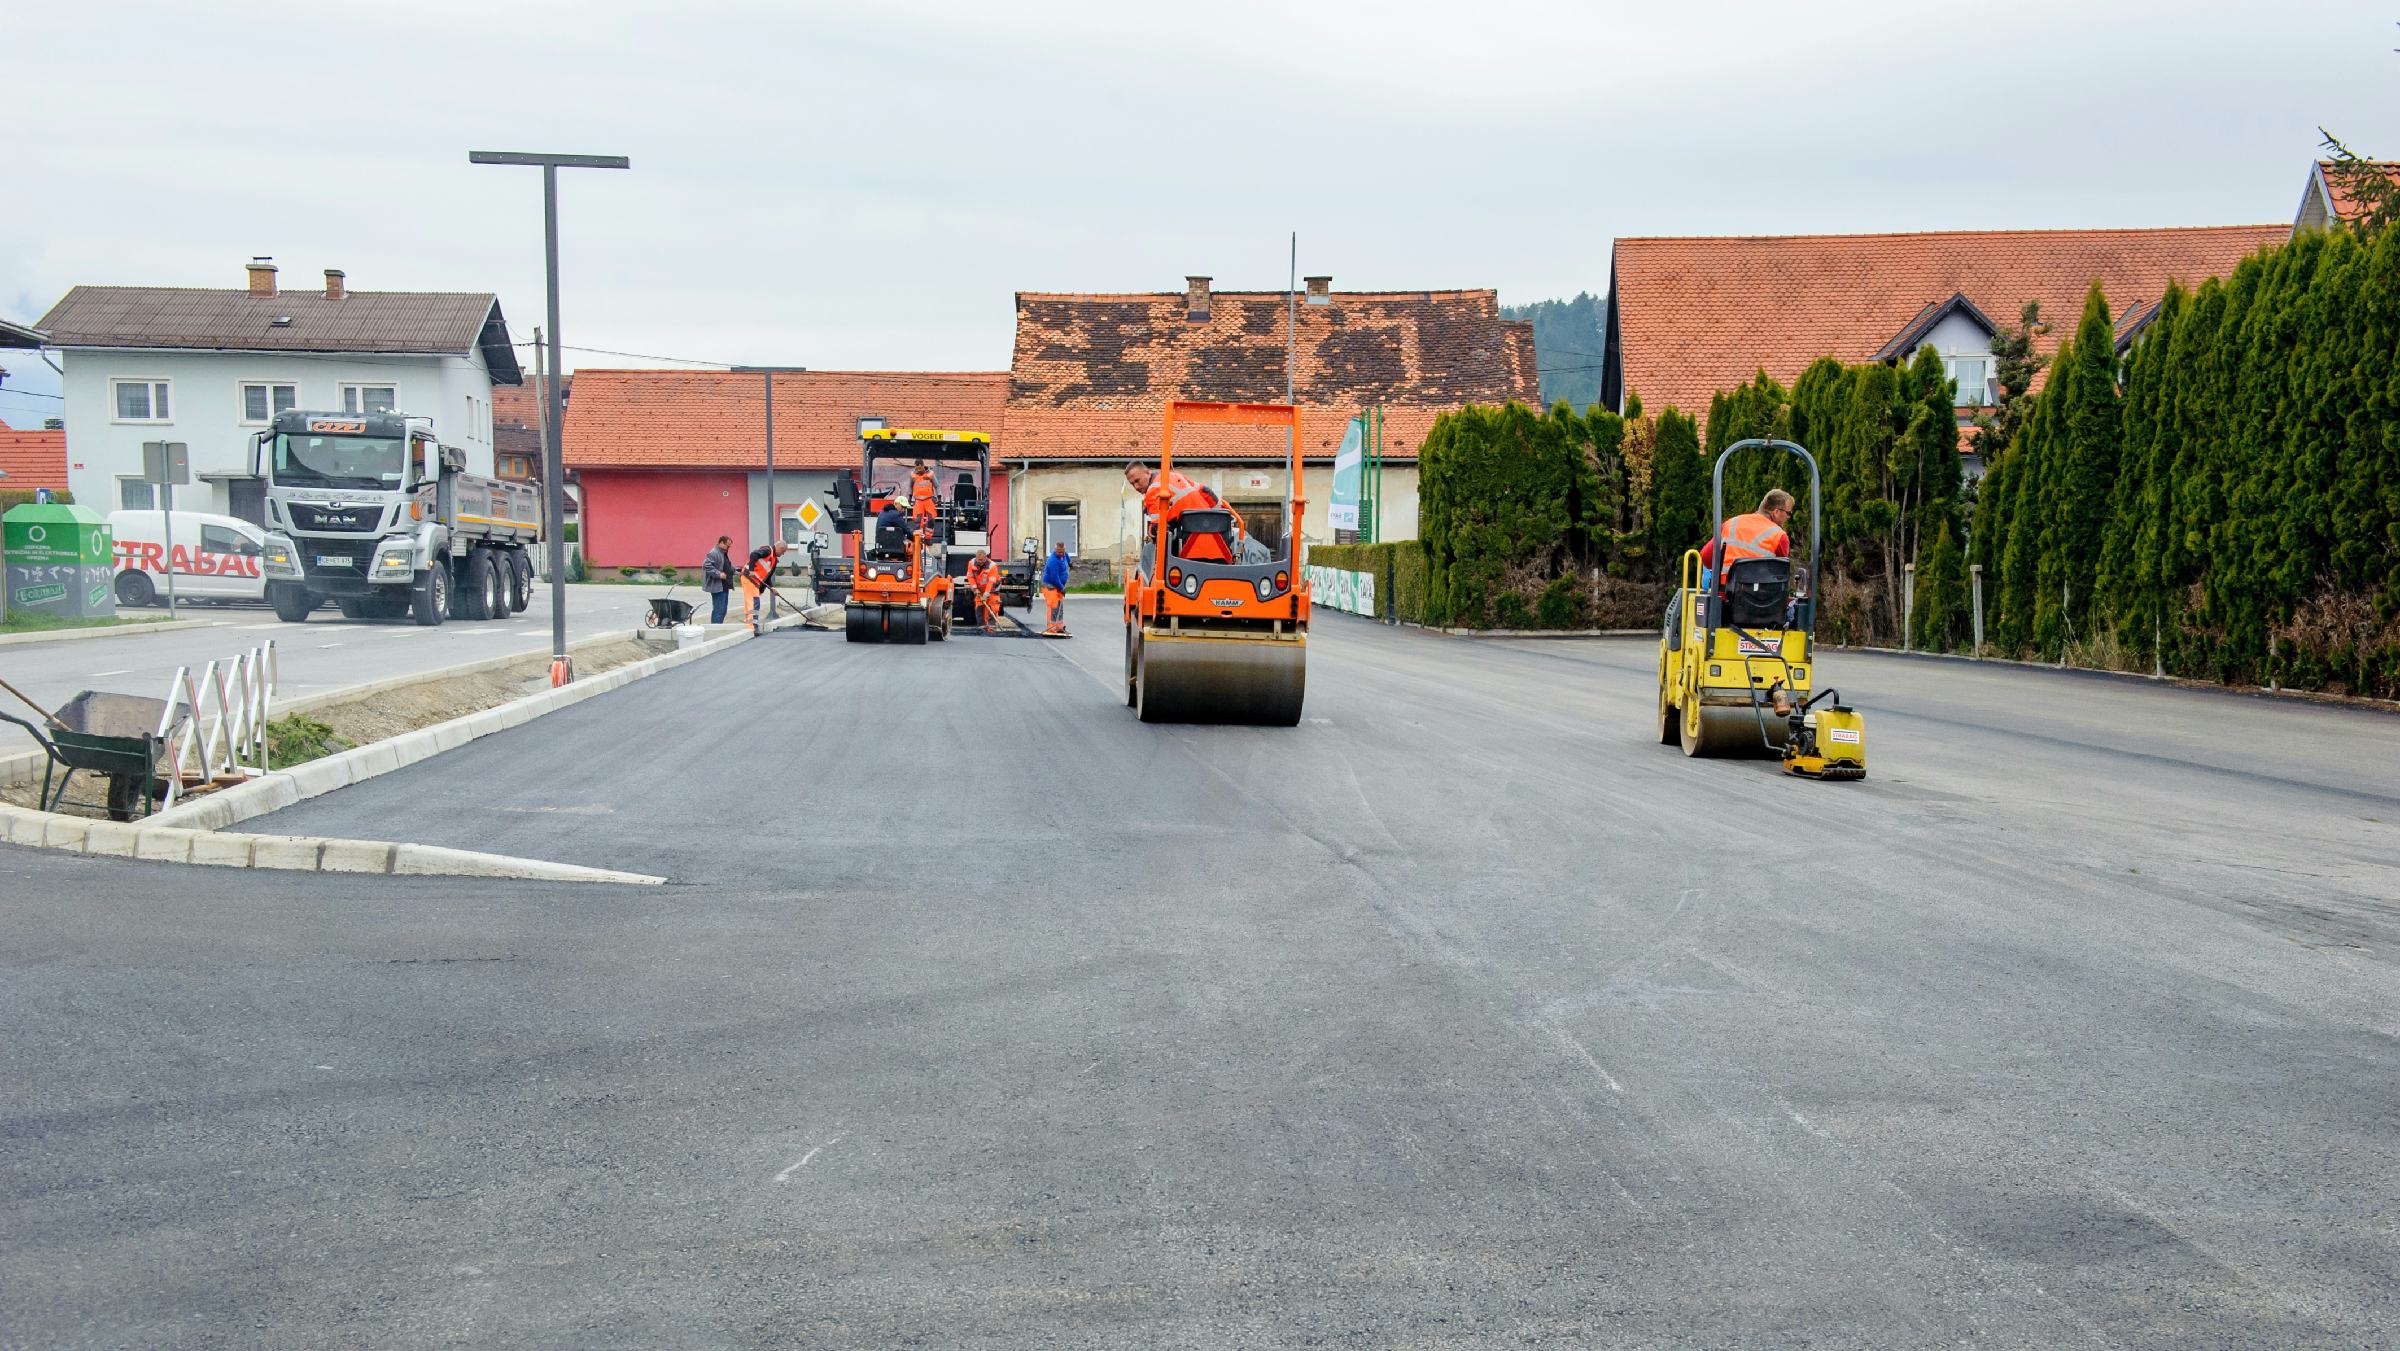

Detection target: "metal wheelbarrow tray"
[0, 690, 175, 822]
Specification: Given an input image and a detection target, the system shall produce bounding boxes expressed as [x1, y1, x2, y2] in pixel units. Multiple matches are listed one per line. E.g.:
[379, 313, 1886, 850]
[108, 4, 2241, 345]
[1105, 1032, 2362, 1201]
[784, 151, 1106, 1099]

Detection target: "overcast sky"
[3, 0, 2393, 420]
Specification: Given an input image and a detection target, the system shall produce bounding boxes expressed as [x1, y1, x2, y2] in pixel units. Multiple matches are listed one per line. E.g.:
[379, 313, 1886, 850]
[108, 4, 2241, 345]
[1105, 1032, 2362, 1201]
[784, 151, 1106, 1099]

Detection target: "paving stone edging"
[0, 802, 664, 884]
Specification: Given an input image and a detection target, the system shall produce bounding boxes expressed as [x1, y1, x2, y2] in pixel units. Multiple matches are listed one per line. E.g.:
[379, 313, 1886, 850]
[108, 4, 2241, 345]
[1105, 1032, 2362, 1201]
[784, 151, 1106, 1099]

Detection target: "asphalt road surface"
[0, 584, 672, 755]
[5, 595, 2397, 1347]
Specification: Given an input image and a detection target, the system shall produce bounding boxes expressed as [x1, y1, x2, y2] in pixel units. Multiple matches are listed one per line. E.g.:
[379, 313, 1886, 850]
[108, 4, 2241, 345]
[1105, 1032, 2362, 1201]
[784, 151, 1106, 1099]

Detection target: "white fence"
[158, 640, 276, 809]
[1305, 565, 1377, 618]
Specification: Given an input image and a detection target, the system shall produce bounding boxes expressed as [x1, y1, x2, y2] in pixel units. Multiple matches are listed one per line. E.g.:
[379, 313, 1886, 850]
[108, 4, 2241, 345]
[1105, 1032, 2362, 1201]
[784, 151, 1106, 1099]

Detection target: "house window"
[120, 479, 156, 510]
[341, 383, 398, 415]
[1946, 355, 1991, 407]
[241, 381, 297, 424]
[1044, 500, 1080, 557]
[112, 379, 172, 422]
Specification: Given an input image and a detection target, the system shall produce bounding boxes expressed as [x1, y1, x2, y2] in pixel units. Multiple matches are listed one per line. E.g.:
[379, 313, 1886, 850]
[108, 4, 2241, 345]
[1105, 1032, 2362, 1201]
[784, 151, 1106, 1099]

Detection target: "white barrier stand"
[157, 640, 276, 810]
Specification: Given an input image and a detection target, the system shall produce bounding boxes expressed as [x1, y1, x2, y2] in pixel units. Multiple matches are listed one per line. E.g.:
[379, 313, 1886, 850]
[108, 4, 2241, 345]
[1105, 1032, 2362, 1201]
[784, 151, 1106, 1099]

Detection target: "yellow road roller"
[1656, 437, 1865, 780]
[1123, 401, 1309, 726]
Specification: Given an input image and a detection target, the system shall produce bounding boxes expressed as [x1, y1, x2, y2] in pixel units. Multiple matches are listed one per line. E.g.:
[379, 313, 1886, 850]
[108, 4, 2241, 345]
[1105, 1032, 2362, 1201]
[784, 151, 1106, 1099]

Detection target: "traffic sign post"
[142, 441, 191, 619]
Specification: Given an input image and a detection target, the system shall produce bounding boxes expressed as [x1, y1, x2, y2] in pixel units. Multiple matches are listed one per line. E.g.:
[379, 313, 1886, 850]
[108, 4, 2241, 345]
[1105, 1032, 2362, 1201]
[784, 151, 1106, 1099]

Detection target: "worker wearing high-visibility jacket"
[964, 549, 1002, 633]
[1123, 461, 1238, 563]
[740, 541, 786, 631]
[908, 461, 938, 530]
[1699, 488, 1793, 591]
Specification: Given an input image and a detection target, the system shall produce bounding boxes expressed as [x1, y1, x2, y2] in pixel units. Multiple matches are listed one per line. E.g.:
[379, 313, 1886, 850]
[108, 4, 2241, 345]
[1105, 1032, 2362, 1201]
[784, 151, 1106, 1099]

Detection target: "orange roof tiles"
[1006, 288, 1540, 460]
[0, 427, 68, 489]
[563, 369, 1007, 471]
[2316, 160, 2400, 224]
[1609, 225, 2285, 427]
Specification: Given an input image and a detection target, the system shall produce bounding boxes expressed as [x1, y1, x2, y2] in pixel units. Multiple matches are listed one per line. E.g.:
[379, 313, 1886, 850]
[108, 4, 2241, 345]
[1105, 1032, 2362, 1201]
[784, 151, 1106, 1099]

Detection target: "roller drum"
[1680, 701, 1785, 758]
[1135, 630, 1306, 726]
[845, 604, 881, 643]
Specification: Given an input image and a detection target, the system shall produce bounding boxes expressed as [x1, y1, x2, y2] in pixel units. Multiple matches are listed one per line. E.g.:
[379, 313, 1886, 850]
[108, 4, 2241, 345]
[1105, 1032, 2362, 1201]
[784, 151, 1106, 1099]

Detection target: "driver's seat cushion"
[1723, 557, 1791, 628]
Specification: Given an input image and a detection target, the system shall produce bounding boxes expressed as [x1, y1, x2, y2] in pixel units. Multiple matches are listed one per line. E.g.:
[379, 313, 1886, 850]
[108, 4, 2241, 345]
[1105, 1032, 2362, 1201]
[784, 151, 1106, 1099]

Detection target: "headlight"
[1182, 575, 1200, 598]
[1256, 577, 1273, 599]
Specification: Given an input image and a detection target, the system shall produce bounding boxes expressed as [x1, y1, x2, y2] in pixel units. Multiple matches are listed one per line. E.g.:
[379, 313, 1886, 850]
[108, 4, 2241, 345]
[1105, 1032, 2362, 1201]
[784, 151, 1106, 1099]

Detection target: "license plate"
[315, 555, 354, 568]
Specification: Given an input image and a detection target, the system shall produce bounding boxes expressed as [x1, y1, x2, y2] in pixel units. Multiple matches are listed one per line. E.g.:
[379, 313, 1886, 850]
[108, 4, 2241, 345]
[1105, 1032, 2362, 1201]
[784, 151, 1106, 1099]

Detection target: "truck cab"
[254, 409, 539, 626]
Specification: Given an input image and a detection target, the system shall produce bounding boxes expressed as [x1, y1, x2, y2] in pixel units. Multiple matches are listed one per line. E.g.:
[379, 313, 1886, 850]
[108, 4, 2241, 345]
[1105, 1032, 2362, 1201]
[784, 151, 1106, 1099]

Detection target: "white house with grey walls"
[1, 259, 520, 522]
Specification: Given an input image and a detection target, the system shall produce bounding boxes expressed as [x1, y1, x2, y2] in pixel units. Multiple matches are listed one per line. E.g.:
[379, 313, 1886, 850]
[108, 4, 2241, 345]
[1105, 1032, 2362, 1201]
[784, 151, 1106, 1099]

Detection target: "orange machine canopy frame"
[1158, 400, 1305, 527]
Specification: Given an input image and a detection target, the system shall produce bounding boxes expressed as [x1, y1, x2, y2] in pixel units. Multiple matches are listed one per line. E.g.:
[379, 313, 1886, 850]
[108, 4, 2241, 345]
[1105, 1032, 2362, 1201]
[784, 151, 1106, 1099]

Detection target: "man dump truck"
[814, 427, 1029, 623]
[251, 409, 539, 625]
[1656, 437, 1866, 779]
[1122, 401, 1309, 725]
[820, 427, 1029, 642]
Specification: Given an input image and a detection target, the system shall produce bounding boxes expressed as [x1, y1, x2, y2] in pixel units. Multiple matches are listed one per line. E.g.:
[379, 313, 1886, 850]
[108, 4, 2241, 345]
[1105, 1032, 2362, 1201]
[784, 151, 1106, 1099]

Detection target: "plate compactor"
[1656, 437, 1865, 780]
[1122, 401, 1310, 725]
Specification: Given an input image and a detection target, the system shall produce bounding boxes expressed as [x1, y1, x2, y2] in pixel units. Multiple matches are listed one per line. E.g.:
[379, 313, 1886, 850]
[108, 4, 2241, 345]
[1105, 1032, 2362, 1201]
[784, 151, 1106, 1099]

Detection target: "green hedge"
[1307, 541, 1438, 626]
[1974, 226, 2400, 696]
[0, 488, 74, 514]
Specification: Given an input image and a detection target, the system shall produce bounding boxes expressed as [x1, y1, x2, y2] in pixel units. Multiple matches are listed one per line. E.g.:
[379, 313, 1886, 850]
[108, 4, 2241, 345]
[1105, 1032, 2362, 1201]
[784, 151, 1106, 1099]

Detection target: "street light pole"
[731, 366, 808, 557]
[469, 149, 629, 686]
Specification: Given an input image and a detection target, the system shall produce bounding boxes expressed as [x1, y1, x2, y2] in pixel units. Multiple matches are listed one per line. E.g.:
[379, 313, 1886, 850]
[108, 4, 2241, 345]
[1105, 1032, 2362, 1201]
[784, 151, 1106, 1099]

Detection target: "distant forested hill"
[1501, 292, 1606, 410]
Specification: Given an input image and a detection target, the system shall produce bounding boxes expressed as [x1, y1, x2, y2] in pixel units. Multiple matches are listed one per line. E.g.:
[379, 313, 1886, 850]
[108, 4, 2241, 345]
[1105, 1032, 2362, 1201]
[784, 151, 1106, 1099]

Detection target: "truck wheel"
[336, 598, 370, 620]
[506, 553, 531, 613]
[115, 570, 157, 608]
[412, 566, 450, 626]
[268, 583, 314, 623]
[481, 551, 506, 619]
[460, 550, 495, 621]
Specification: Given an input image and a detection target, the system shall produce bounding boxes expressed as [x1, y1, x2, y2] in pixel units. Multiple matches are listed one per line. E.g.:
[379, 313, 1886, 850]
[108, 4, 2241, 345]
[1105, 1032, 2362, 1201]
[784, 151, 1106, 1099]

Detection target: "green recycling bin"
[4, 503, 117, 620]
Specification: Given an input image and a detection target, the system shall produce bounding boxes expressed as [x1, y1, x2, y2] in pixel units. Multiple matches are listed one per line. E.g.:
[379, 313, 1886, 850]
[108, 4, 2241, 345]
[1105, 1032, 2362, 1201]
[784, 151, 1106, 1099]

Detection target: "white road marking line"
[773, 1135, 844, 1183]
[90, 669, 133, 677]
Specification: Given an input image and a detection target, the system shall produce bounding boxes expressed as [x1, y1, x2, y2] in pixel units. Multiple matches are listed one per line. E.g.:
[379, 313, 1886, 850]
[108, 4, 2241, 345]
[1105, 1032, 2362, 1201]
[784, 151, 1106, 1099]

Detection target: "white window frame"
[110, 378, 173, 424]
[238, 379, 299, 426]
[1941, 348, 1992, 408]
[340, 382, 399, 415]
[1044, 500, 1081, 558]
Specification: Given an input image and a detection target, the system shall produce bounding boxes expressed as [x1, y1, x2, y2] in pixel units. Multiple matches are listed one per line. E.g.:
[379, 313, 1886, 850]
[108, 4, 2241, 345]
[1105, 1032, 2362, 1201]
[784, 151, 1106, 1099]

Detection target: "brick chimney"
[324, 268, 347, 300]
[246, 257, 278, 296]
[1185, 275, 1212, 321]
[1304, 275, 1332, 305]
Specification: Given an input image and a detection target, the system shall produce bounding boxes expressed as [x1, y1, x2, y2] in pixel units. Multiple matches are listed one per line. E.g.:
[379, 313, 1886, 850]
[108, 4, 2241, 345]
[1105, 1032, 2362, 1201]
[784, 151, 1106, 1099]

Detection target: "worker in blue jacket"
[1041, 542, 1072, 636]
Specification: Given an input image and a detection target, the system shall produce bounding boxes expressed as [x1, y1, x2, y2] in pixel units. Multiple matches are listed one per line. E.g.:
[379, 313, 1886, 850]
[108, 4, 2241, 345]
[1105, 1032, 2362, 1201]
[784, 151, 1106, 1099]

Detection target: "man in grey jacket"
[702, 535, 734, 624]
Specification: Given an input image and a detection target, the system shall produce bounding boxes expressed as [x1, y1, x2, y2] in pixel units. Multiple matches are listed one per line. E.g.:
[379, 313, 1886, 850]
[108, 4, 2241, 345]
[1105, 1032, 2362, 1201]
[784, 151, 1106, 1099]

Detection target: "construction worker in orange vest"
[740, 540, 786, 632]
[1123, 461, 1238, 563]
[964, 548, 1002, 634]
[908, 460, 938, 531]
[1699, 488, 1793, 592]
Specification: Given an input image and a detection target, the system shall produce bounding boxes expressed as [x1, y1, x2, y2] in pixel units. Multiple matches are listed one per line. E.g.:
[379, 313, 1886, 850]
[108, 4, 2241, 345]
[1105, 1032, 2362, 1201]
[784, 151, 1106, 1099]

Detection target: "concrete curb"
[146, 615, 799, 832]
[0, 800, 664, 885]
[0, 616, 221, 650]
[1827, 643, 2400, 714]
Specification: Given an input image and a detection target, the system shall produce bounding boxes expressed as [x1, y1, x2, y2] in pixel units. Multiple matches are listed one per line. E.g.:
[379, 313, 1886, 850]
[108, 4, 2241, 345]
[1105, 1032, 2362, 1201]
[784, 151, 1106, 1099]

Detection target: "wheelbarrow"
[643, 594, 696, 628]
[0, 683, 176, 822]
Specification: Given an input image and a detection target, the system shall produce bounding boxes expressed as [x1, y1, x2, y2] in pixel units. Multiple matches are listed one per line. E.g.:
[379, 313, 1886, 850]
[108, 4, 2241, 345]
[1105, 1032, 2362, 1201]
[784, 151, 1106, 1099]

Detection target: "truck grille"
[300, 538, 381, 579]
[288, 503, 382, 532]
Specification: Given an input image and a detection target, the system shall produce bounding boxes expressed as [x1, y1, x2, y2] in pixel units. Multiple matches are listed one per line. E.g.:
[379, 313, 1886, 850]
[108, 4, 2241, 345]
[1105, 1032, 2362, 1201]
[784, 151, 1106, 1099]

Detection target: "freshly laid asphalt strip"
[4, 595, 2397, 1347]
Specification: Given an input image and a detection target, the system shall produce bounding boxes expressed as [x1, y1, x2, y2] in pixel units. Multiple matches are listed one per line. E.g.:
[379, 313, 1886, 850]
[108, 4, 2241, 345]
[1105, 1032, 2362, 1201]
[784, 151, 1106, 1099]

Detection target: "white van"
[108, 509, 271, 608]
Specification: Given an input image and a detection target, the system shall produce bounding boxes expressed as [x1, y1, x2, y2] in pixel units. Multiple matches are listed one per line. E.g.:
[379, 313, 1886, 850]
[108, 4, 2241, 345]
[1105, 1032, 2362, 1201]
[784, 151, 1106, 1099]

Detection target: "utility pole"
[469, 150, 630, 686]
[731, 366, 808, 557]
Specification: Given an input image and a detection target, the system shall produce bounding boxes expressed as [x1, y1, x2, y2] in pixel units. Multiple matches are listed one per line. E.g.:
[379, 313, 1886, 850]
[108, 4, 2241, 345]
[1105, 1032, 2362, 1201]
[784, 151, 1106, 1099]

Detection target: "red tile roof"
[2316, 160, 2400, 224]
[1005, 288, 1540, 461]
[493, 372, 566, 432]
[1610, 225, 2285, 426]
[0, 428, 68, 489]
[562, 369, 1007, 470]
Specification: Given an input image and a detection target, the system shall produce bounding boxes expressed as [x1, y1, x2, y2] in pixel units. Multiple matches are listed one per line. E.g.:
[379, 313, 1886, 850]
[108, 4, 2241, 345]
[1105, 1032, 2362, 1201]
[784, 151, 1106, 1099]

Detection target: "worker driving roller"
[1124, 461, 1268, 564]
[1700, 488, 1793, 591]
